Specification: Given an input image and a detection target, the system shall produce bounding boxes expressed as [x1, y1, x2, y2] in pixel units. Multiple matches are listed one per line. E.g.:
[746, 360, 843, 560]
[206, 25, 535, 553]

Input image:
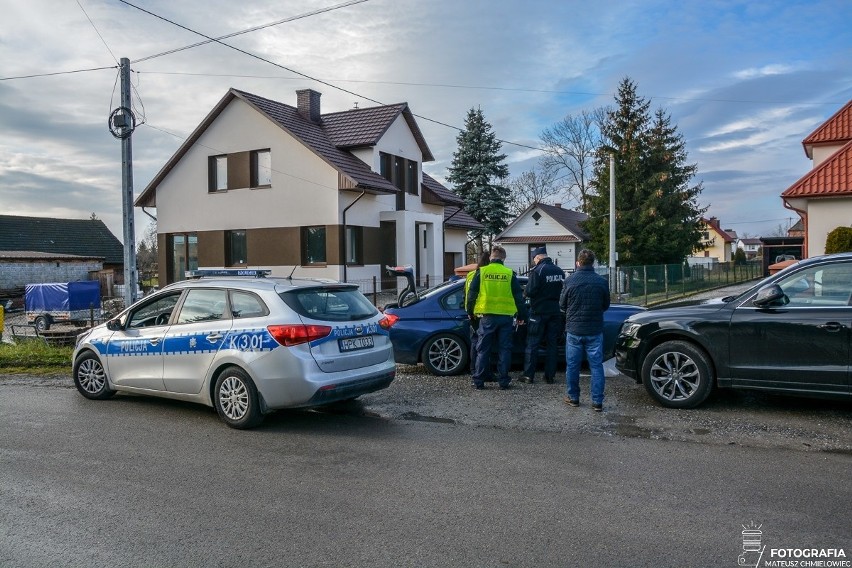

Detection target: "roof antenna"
[353, 102, 359, 109]
[287, 264, 299, 279]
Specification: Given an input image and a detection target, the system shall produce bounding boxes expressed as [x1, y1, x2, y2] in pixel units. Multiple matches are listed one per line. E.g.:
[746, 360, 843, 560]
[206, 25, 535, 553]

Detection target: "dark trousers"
[472, 314, 514, 387]
[523, 312, 561, 382]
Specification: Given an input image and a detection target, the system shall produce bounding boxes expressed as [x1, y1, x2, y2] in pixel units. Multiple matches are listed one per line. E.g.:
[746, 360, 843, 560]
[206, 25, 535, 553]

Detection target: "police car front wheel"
[73, 351, 116, 400]
[213, 367, 263, 429]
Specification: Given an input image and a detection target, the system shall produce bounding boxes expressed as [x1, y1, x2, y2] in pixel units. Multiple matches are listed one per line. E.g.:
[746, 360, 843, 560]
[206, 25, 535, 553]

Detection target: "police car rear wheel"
[214, 367, 263, 429]
[73, 352, 116, 400]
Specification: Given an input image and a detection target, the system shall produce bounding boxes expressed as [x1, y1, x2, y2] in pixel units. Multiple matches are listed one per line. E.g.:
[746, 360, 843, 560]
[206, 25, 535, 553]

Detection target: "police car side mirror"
[106, 318, 123, 331]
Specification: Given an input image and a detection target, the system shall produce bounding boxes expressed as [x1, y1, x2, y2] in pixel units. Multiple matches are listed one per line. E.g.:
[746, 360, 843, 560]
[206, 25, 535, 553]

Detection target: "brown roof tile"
[444, 206, 484, 230]
[782, 140, 852, 199]
[138, 89, 441, 207]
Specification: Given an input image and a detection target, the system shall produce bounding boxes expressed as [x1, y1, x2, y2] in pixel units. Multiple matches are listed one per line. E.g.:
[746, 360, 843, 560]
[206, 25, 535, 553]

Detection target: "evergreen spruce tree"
[447, 107, 510, 248]
[584, 78, 705, 266]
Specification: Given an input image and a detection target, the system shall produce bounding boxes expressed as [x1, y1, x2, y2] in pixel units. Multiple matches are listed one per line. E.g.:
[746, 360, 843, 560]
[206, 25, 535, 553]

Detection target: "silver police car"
[72, 270, 396, 428]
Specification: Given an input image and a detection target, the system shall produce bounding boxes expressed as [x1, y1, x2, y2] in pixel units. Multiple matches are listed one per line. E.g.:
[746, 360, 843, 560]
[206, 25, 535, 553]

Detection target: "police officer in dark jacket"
[520, 246, 565, 384]
[559, 249, 610, 411]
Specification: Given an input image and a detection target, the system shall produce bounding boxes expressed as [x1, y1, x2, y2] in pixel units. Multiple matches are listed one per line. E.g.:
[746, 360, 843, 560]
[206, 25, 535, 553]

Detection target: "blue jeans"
[565, 332, 605, 405]
[473, 315, 514, 387]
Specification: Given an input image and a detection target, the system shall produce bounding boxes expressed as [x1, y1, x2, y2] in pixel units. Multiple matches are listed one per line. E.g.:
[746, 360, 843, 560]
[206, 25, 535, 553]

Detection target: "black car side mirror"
[106, 318, 123, 331]
[753, 284, 789, 307]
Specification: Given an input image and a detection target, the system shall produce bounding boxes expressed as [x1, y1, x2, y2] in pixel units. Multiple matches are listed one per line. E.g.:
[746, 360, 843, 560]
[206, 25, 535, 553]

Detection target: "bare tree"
[539, 107, 608, 212]
[507, 168, 561, 217]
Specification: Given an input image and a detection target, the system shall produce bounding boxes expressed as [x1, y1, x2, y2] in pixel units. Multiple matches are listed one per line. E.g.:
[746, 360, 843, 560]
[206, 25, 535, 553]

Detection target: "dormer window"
[379, 151, 418, 195]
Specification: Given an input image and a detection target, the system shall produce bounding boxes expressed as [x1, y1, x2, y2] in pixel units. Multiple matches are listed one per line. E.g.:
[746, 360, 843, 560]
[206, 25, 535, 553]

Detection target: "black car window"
[175, 289, 229, 324]
[777, 262, 852, 307]
[127, 292, 182, 328]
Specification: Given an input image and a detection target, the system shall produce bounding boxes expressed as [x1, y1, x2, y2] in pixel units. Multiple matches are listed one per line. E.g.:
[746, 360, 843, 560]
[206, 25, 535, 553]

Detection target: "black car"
[615, 252, 852, 408]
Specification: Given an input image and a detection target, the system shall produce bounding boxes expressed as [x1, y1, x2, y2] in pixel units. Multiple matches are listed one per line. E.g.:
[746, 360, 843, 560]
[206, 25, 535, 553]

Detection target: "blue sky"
[1, 0, 850, 244]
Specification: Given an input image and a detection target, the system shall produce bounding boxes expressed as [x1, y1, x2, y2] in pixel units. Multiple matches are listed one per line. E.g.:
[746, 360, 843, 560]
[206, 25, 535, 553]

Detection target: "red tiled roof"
[700, 217, 735, 243]
[782, 139, 852, 199]
[802, 99, 852, 156]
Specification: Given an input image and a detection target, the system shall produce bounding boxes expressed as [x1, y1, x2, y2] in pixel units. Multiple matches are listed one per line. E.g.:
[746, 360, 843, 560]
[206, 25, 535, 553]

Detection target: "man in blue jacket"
[559, 249, 610, 411]
[520, 246, 565, 384]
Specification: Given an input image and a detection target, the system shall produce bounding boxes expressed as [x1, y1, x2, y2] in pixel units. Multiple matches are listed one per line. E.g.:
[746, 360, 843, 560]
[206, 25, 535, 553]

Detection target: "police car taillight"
[267, 324, 332, 346]
[379, 314, 399, 329]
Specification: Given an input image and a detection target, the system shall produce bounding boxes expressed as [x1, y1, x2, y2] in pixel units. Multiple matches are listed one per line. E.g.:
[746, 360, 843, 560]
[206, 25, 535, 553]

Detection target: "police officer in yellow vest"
[466, 245, 527, 389]
[463, 251, 493, 372]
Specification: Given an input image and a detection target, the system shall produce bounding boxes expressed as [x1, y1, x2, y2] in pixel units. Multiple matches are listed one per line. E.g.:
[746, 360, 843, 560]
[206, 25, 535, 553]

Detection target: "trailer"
[25, 281, 101, 332]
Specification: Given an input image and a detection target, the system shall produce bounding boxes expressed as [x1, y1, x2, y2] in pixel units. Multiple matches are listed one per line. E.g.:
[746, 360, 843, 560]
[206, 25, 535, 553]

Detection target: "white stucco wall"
[804, 197, 852, 257]
[444, 228, 467, 257]
[501, 243, 578, 272]
[503, 209, 566, 237]
[811, 144, 844, 167]
[156, 98, 339, 234]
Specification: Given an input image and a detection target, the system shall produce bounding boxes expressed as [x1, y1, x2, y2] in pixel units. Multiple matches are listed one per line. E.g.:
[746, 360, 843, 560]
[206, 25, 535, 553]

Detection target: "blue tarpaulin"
[25, 281, 101, 312]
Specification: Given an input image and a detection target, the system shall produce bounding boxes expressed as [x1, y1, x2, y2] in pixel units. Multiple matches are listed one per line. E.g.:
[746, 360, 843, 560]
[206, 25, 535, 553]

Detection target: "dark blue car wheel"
[421, 333, 468, 376]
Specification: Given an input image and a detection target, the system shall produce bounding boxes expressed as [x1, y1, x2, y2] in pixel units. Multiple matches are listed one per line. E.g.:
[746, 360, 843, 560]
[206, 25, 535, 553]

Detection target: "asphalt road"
[2, 383, 850, 568]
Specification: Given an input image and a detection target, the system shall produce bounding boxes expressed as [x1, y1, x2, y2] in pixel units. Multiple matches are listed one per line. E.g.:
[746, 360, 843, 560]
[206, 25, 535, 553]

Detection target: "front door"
[728, 259, 851, 395]
[105, 291, 182, 390]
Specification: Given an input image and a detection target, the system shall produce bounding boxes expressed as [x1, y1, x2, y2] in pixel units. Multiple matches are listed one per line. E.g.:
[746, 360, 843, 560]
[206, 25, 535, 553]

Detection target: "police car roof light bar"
[185, 269, 271, 279]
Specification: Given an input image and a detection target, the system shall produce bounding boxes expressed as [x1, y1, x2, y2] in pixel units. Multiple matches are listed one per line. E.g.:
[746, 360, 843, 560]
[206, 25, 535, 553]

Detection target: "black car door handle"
[817, 322, 844, 332]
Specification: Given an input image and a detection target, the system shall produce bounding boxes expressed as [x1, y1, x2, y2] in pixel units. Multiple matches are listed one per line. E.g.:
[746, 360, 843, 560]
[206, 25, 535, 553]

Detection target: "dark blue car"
[383, 277, 645, 376]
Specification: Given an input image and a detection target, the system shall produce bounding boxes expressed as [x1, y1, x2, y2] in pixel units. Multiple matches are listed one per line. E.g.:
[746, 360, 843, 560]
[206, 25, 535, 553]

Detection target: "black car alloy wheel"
[641, 340, 714, 408]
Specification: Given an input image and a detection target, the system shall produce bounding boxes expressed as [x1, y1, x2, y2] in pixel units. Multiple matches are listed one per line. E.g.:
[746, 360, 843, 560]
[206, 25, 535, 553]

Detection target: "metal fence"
[604, 261, 762, 306]
[347, 261, 763, 308]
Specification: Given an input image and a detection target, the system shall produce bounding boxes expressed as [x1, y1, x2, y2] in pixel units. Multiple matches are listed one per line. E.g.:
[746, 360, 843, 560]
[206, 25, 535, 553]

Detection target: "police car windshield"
[278, 287, 378, 321]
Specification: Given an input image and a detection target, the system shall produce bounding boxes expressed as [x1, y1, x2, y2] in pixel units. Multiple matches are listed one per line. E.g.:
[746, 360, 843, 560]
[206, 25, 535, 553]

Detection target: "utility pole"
[110, 57, 138, 308]
[609, 154, 617, 292]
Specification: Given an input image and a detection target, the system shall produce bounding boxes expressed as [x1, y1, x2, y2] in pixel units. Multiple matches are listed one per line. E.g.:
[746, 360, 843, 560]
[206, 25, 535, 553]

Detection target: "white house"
[781, 99, 852, 258]
[494, 202, 588, 272]
[136, 88, 480, 288]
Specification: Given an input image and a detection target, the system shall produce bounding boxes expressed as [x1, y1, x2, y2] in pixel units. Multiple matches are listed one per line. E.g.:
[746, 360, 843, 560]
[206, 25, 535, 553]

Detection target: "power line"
[76, 0, 118, 64]
[0, 66, 115, 81]
[129, 71, 849, 108]
[117, 0, 543, 152]
[132, 0, 370, 64]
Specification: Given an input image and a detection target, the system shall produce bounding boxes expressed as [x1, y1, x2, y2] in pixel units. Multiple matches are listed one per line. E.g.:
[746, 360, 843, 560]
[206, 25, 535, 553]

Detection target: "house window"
[406, 160, 418, 195]
[209, 155, 228, 192]
[379, 151, 418, 195]
[226, 230, 247, 266]
[380, 152, 393, 181]
[345, 226, 363, 265]
[302, 226, 326, 265]
[251, 149, 272, 187]
[168, 233, 198, 282]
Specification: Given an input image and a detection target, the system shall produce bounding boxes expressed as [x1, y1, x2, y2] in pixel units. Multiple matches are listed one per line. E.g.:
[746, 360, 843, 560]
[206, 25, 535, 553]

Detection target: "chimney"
[296, 89, 322, 123]
[554, 203, 562, 209]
